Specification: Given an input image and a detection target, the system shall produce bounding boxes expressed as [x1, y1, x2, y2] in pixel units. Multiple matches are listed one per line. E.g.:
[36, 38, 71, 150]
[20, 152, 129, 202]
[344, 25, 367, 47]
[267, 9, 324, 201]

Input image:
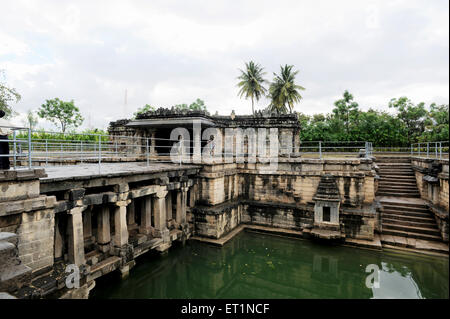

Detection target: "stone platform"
[39, 162, 200, 182]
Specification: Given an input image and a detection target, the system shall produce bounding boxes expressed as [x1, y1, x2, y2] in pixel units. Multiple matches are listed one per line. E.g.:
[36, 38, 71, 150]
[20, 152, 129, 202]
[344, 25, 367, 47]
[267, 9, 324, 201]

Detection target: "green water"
[90, 232, 449, 299]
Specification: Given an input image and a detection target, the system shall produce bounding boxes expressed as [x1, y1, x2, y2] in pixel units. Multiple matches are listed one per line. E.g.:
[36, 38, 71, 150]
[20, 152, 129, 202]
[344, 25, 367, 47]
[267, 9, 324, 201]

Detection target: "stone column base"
[128, 223, 139, 231]
[60, 280, 96, 299]
[154, 228, 170, 243]
[139, 226, 153, 235]
[155, 242, 171, 253]
[119, 260, 136, 279]
[97, 242, 110, 253]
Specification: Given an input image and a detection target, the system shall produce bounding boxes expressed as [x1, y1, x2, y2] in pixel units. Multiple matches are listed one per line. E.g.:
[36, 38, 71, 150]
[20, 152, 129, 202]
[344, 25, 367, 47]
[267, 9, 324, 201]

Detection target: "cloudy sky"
[1, 0, 448, 130]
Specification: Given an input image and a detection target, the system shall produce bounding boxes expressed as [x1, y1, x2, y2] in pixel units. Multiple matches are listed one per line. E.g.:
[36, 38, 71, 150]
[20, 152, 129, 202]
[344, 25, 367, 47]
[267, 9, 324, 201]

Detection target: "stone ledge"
[192, 200, 242, 215]
[40, 165, 201, 184]
[428, 203, 449, 220]
[0, 195, 56, 217]
[344, 234, 382, 250]
[0, 169, 47, 182]
[310, 228, 343, 240]
[239, 170, 373, 177]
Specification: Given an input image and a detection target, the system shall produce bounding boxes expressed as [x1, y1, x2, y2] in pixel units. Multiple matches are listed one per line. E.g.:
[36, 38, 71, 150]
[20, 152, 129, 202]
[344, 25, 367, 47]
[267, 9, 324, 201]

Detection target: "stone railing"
[411, 157, 449, 242]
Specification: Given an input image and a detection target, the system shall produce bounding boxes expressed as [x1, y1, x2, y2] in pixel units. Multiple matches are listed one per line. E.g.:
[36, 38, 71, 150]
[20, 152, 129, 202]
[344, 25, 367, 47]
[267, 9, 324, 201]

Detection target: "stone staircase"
[380, 200, 442, 242]
[375, 157, 447, 254]
[376, 157, 420, 198]
[0, 233, 32, 295]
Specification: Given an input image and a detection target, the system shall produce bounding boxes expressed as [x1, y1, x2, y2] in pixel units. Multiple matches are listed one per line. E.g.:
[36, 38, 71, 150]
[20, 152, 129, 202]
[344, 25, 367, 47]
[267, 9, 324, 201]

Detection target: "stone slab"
[40, 162, 201, 183]
[345, 234, 382, 250]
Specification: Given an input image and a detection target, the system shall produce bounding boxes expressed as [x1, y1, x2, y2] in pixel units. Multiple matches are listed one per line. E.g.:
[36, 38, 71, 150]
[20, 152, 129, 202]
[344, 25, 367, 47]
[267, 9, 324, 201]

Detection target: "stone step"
[85, 250, 107, 266]
[377, 186, 419, 192]
[379, 183, 417, 188]
[89, 256, 121, 275]
[380, 235, 449, 254]
[380, 202, 429, 210]
[0, 233, 18, 245]
[382, 222, 441, 236]
[376, 192, 420, 198]
[0, 241, 16, 267]
[379, 168, 414, 172]
[377, 191, 420, 196]
[383, 209, 432, 219]
[382, 213, 435, 223]
[378, 186, 418, 192]
[378, 168, 413, 172]
[377, 162, 412, 166]
[375, 158, 411, 163]
[382, 217, 437, 229]
[379, 179, 416, 184]
[379, 181, 416, 186]
[378, 179, 417, 187]
[382, 228, 442, 242]
[378, 181, 417, 186]
[379, 174, 415, 178]
[378, 166, 413, 170]
[378, 169, 414, 173]
[378, 165, 413, 171]
[379, 175, 416, 180]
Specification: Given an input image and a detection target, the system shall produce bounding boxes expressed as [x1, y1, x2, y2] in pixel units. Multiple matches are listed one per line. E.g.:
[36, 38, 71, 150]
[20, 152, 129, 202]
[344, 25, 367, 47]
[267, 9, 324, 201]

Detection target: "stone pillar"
[83, 206, 93, 239]
[67, 207, 85, 266]
[193, 120, 201, 164]
[97, 206, 111, 253]
[114, 201, 129, 247]
[166, 191, 173, 221]
[189, 186, 195, 208]
[153, 189, 169, 239]
[294, 129, 300, 154]
[140, 196, 152, 235]
[193, 183, 199, 204]
[127, 200, 137, 229]
[150, 130, 156, 156]
[176, 190, 183, 225]
[176, 187, 188, 225]
[54, 215, 64, 260]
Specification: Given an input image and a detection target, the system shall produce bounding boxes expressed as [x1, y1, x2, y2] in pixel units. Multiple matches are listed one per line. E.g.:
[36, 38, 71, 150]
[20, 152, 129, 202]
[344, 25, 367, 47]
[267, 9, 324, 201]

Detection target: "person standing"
[207, 135, 215, 156]
[0, 110, 12, 170]
[176, 134, 184, 165]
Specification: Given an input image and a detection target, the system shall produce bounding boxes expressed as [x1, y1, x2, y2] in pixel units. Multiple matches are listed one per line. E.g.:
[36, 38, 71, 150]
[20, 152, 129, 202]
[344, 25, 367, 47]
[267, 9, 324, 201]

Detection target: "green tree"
[0, 70, 21, 119]
[24, 110, 38, 130]
[188, 98, 207, 111]
[296, 94, 448, 147]
[332, 90, 359, 139]
[298, 108, 410, 146]
[356, 109, 408, 146]
[173, 104, 189, 111]
[173, 99, 209, 114]
[268, 65, 305, 114]
[134, 104, 155, 117]
[420, 103, 449, 142]
[389, 97, 429, 144]
[237, 61, 267, 114]
[38, 98, 84, 132]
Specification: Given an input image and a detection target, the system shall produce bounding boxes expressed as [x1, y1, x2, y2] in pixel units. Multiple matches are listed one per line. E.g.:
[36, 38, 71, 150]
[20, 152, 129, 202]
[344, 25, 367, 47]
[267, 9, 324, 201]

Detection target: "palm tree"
[237, 61, 267, 115]
[268, 65, 305, 114]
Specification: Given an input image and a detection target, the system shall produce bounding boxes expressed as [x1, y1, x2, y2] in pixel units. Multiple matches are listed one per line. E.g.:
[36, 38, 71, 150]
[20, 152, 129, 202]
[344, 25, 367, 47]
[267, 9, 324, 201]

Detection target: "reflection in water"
[91, 232, 449, 299]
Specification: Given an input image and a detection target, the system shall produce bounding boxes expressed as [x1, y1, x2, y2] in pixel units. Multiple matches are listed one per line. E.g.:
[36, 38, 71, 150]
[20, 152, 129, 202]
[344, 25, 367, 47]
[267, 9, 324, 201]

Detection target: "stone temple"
[0, 108, 448, 298]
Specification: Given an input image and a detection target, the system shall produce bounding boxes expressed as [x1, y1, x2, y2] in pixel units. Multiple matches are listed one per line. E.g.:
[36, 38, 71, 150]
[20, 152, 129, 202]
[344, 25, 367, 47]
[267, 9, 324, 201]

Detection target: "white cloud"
[0, 33, 29, 56]
[0, 0, 448, 131]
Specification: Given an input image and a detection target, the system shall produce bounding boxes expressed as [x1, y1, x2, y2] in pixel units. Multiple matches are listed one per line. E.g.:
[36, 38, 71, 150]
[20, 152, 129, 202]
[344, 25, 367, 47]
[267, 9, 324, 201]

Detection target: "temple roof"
[313, 174, 341, 202]
[109, 108, 301, 129]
